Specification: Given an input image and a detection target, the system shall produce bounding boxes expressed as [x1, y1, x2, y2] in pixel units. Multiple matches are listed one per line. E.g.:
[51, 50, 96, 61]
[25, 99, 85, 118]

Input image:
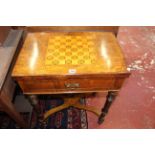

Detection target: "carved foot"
[98, 112, 106, 124]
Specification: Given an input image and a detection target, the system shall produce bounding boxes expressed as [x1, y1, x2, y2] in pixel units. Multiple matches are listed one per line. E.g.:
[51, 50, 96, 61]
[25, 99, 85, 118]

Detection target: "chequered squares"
[45, 34, 98, 65]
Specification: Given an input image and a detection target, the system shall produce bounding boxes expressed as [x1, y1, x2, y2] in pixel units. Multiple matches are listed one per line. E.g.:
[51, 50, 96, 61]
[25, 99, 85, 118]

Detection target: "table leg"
[27, 95, 45, 128]
[98, 91, 117, 124]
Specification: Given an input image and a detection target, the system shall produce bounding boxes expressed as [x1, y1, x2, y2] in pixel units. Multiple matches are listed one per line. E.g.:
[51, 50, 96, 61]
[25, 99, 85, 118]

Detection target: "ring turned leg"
[27, 95, 45, 128]
[98, 91, 117, 124]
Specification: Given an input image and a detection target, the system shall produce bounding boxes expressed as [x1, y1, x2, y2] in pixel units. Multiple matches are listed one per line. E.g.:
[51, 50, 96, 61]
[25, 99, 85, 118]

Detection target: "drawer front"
[19, 79, 57, 92]
[59, 78, 115, 90]
[18, 76, 120, 94]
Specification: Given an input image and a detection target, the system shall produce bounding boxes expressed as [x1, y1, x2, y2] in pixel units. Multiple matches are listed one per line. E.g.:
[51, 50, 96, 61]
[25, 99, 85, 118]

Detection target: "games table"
[12, 32, 130, 127]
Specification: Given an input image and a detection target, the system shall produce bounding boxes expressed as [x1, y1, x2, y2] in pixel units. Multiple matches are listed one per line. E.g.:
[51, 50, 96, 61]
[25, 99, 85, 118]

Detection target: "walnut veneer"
[12, 32, 129, 94]
[12, 31, 130, 127]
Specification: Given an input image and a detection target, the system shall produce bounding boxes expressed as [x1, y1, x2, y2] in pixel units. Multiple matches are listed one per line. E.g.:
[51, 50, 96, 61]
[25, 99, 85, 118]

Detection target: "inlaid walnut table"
[12, 32, 130, 127]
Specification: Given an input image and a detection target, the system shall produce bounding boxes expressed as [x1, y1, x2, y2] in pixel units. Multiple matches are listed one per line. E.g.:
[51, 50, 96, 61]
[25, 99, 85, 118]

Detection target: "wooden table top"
[12, 32, 128, 77]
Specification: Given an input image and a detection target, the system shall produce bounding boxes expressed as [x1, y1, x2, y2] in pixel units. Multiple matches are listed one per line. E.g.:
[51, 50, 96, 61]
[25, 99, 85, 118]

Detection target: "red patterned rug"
[0, 97, 88, 129]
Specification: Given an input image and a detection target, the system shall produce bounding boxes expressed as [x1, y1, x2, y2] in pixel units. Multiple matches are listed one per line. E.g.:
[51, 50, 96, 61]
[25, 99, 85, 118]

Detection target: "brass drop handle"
[65, 83, 80, 89]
